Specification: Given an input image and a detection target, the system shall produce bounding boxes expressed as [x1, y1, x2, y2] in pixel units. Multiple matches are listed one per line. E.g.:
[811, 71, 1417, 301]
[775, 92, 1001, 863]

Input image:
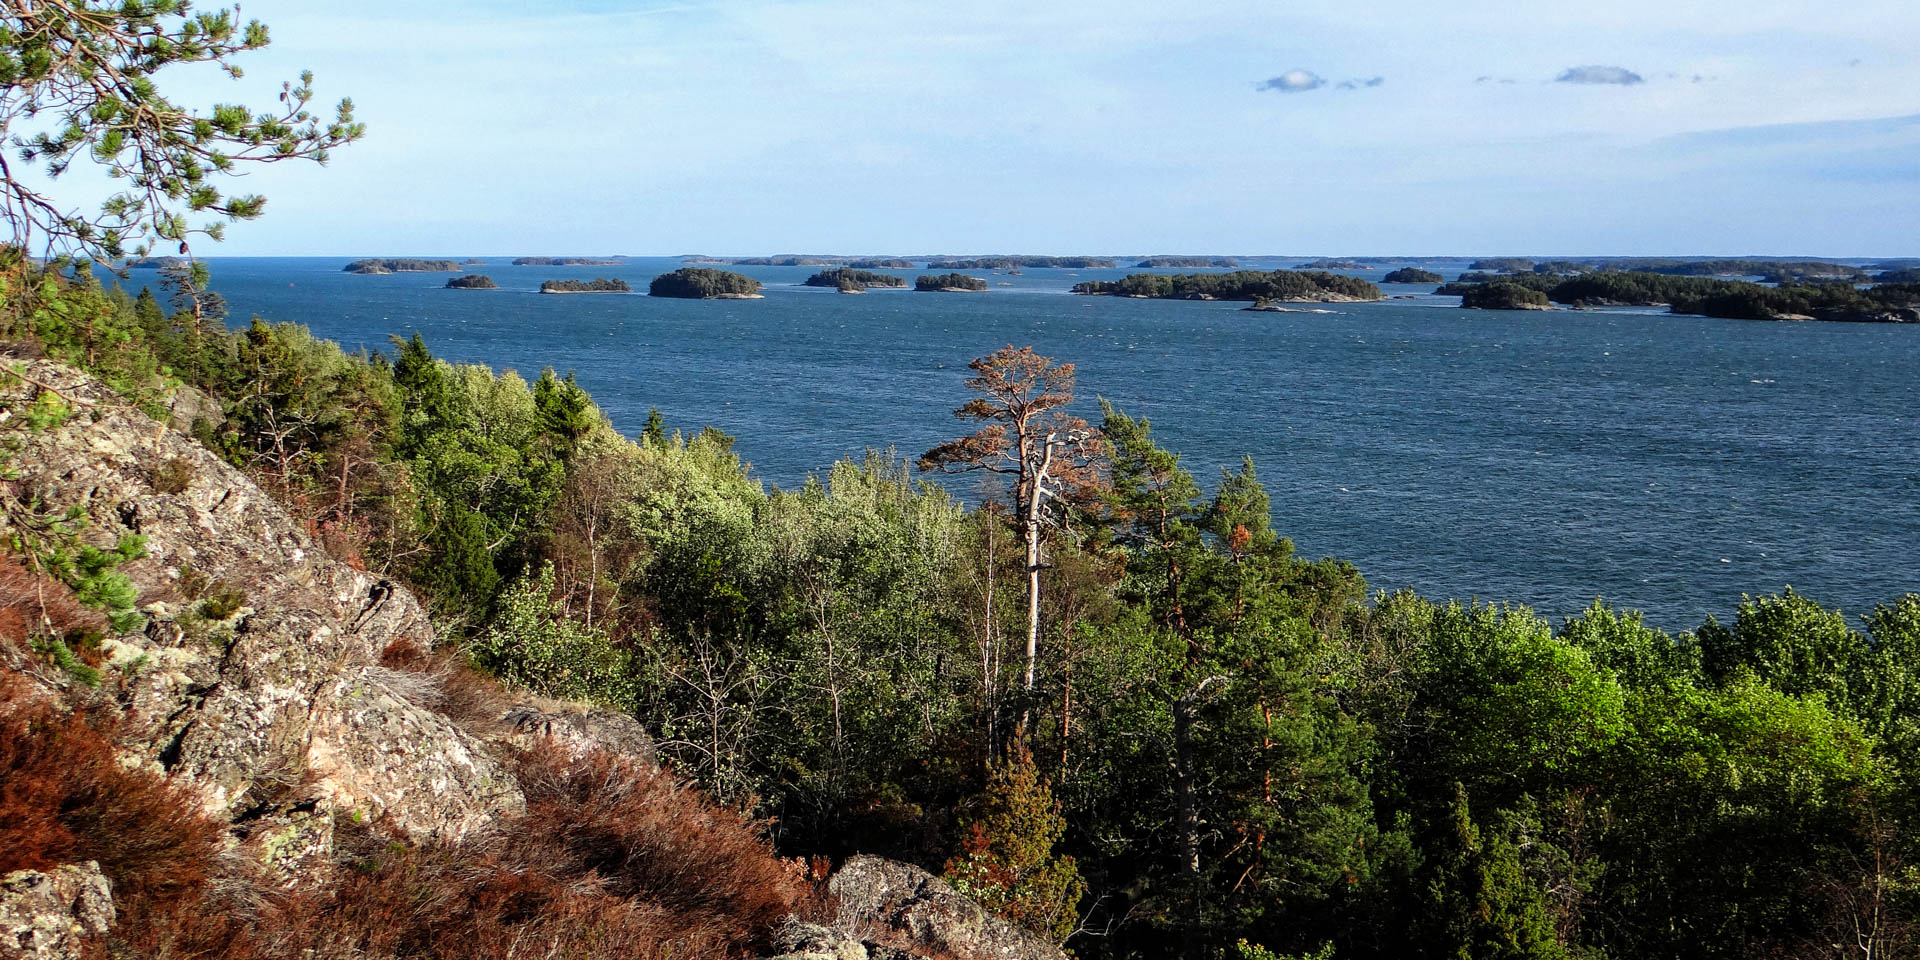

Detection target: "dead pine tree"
[921, 345, 1104, 747]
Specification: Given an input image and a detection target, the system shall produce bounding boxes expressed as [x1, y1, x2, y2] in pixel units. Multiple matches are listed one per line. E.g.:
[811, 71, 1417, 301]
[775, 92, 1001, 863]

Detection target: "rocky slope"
[0, 358, 1061, 960]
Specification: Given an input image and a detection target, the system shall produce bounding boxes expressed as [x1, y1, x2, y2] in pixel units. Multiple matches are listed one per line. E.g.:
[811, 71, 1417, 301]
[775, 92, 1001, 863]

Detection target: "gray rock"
[0, 361, 522, 873]
[502, 701, 656, 765]
[0, 862, 115, 960]
[830, 856, 1066, 960]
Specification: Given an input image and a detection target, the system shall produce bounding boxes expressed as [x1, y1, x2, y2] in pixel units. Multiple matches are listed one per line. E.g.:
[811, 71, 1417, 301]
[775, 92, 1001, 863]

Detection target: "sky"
[128, 0, 1920, 256]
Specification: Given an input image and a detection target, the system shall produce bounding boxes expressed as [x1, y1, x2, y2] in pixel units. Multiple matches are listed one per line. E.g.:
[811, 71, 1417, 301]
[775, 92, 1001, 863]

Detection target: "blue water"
[160, 256, 1920, 630]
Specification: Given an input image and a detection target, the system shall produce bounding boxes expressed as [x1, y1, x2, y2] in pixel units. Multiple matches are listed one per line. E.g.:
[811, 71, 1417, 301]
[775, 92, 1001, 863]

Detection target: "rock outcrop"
[0, 862, 115, 960]
[831, 856, 1067, 960]
[1, 360, 530, 862]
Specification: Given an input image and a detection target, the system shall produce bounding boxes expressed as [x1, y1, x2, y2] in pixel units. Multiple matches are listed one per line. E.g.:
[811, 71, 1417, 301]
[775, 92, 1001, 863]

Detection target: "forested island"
[915, 272, 989, 292]
[731, 256, 835, 266]
[1072, 269, 1383, 302]
[648, 267, 764, 298]
[445, 275, 499, 289]
[1383, 267, 1444, 283]
[1135, 256, 1239, 268]
[848, 258, 917, 269]
[1439, 270, 1920, 322]
[925, 256, 1117, 269]
[342, 258, 462, 274]
[512, 257, 624, 266]
[804, 268, 909, 291]
[538, 277, 631, 294]
[1293, 258, 1370, 269]
[1460, 281, 1552, 310]
[1467, 257, 1536, 272]
[123, 256, 184, 269]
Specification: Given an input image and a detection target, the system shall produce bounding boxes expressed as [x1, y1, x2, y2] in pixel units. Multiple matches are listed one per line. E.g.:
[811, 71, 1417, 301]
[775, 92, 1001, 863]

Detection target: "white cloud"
[1259, 69, 1325, 92]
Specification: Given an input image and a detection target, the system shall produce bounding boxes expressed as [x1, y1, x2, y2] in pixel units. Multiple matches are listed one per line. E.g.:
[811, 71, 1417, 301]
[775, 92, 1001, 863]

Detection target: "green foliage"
[943, 750, 1087, 943]
[0, 1, 362, 261]
[468, 563, 640, 708]
[1383, 267, 1443, 284]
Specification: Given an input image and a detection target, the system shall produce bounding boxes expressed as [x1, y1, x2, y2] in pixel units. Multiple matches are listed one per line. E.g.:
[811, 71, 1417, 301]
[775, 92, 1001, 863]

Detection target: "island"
[1383, 267, 1444, 284]
[924, 256, 1117, 270]
[1135, 256, 1239, 268]
[731, 256, 835, 266]
[539, 277, 631, 294]
[1460, 282, 1552, 310]
[804, 268, 909, 292]
[445, 275, 498, 290]
[1439, 271, 1920, 322]
[847, 258, 917, 269]
[915, 273, 989, 292]
[1874, 268, 1920, 284]
[1467, 258, 1536, 273]
[648, 267, 764, 299]
[124, 256, 185, 269]
[343, 258, 462, 274]
[513, 257, 624, 266]
[1293, 259, 1370, 270]
[1070, 269, 1383, 302]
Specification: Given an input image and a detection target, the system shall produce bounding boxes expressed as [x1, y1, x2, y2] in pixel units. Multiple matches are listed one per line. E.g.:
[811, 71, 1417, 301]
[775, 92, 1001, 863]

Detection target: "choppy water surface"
[188, 256, 1920, 629]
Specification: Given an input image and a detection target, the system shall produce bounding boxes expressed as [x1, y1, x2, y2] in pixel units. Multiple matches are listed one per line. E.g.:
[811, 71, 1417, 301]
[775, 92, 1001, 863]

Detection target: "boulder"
[830, 856, 1065, 960]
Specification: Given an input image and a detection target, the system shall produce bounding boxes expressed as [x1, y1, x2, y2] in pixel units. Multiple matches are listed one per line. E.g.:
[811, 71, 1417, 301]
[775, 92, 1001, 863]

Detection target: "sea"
[155, 256, 1920, 632]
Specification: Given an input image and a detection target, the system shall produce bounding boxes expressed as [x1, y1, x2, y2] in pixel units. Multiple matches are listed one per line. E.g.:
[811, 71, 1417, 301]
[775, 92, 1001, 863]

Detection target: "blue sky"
[151, 0, 1920, 256]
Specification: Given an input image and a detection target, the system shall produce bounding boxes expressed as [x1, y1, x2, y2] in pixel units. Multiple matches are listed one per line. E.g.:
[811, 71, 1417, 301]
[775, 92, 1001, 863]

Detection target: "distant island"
[1294, 259, 1370, 270]
[124, 256, 184, 269]
[445, 275, 498, 290]
[731, 256, 836, 266]
[915, 273, 989, 292]
[462, 258, 487, 265]
[1071, 269, 1383, 302]
[539, 277, 631, 294]
[1135, 256, 1239, 268]
[1874, 268, 1920, 283]
[925, 256, 1117, 270]
[649, 267, 764, 299]
[1384, 267, 1444, 284]
[804, 268, 909, 292]
[1467, 258, 1537, 273]
[343, 258, 462, 274]
[513, 257, 624, 266]
[847, 258, 916, 269]
[1460, 282, 1552, 310]
[1439, 271, 1920, 322]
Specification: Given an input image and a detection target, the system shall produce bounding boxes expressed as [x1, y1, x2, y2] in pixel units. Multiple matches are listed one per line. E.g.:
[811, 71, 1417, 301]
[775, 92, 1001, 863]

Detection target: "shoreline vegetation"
[1384, 267, 1444, 284]
[445, 275, 498, 290]
[915, 272, 989, 292]
[513, 257, 624, 266]
[539, 277, 631, 294]
[1072, 269, 1383, 302]
[649, 267, 765, 299]
[343, 258, 463, 274]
